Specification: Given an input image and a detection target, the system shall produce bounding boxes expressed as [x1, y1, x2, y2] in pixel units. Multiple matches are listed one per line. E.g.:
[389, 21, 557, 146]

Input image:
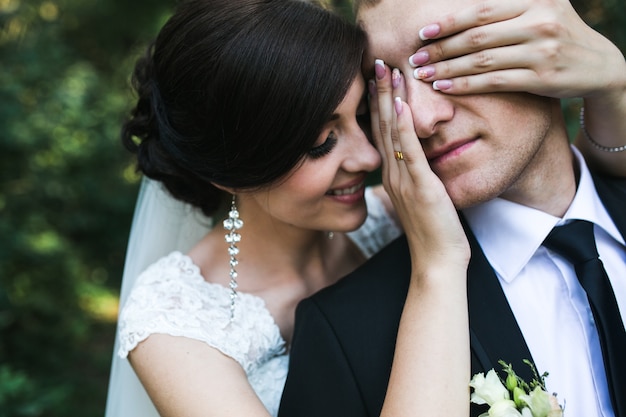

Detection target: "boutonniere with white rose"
[470, 360, 564, 417]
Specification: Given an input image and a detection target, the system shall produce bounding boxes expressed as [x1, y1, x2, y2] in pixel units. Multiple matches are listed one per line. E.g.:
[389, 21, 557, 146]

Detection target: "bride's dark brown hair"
[122, 0, 366, 216]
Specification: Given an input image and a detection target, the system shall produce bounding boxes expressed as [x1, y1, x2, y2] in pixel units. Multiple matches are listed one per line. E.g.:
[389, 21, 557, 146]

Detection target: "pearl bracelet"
[579, 106, 626, 153]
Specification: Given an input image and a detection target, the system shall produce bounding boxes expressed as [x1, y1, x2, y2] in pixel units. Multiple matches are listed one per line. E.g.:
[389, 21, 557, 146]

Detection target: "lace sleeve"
[347, 187, 402, 258]
[117, 252, 285, 374]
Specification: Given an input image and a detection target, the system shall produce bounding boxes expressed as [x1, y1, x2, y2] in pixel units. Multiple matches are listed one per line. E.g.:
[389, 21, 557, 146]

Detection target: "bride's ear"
[210, 182, 237, 195]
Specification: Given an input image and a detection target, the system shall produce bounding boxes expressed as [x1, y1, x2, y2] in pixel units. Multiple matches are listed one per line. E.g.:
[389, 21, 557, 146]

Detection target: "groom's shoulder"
[292, 234, 411, 372]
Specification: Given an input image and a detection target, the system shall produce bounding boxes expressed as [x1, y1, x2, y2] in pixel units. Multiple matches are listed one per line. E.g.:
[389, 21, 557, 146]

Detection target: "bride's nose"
[343, 127, 381, 172]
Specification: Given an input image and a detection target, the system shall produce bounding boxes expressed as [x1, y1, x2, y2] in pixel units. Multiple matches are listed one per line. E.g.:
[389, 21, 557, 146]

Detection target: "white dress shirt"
[463, 146, 626, 417]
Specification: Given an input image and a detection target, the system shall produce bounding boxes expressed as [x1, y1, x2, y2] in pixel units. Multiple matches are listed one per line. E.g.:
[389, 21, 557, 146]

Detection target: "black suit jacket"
[278, 174, 626, 417]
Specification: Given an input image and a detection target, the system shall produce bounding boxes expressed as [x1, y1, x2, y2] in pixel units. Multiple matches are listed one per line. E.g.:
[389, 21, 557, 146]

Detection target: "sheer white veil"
[104, 177, 213, 416]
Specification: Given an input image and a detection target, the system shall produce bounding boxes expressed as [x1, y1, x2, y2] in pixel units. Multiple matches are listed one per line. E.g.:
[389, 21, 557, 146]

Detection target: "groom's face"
[357, 0, 555, 210]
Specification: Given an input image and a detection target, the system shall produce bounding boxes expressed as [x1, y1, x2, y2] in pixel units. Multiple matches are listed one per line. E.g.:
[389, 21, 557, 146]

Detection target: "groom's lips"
[426, 137, 477, 165]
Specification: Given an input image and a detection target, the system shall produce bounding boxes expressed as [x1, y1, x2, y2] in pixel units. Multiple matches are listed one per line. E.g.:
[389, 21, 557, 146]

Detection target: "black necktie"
[543, 220, 626, 416]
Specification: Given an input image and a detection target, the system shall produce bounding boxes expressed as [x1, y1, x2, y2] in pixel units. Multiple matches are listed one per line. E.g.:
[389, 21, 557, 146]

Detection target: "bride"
[107, 2, 402, 415]
[105, 0, 626, 416]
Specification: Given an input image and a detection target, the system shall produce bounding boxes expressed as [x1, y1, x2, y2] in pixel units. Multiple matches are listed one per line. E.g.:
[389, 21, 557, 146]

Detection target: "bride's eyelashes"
[308, 132, 338, 159]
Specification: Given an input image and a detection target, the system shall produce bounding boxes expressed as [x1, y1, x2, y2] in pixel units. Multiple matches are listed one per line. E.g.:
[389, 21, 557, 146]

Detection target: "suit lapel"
[461, 216, 536, 384]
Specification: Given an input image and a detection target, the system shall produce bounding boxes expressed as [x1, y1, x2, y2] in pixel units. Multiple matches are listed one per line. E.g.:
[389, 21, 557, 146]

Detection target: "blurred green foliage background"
[0, 0, 624, 416]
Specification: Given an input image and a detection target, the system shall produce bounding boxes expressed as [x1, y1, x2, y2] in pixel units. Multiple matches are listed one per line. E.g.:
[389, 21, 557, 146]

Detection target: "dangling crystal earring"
[327, 231, 334, 240]
[223, 195, 243, 321]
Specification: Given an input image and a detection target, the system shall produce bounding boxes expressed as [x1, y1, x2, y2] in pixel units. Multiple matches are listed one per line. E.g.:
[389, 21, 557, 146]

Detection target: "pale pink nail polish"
[368, 79, 377, 97]
[413, 65, 435, 80]
[375, 59, 386, 80]
[392, 68, 401, 88]
[394, 97, 403, 115]
[432, 79, 452, 91]
[419, 24, 440, 41]
[408, 51, 429, 67]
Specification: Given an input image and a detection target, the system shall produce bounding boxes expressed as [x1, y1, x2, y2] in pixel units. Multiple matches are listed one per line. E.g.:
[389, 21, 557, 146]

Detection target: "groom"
[278, 0, 626, 415]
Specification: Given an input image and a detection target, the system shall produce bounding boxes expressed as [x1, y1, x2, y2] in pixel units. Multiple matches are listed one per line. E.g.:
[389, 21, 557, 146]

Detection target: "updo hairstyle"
[122, 0, 367, 216]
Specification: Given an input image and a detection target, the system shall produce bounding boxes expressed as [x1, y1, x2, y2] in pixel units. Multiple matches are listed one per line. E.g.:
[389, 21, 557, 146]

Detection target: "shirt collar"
[462, 146, 624, 283]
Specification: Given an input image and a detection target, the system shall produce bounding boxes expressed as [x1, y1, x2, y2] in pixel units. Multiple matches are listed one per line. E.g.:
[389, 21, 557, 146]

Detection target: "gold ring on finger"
[394, 150, 404, 161]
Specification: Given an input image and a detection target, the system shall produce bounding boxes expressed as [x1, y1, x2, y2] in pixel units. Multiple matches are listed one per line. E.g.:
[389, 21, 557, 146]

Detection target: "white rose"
[519, 387, 562, 417]
[481, 399, 523, 417]
[471, 369, 510, 406]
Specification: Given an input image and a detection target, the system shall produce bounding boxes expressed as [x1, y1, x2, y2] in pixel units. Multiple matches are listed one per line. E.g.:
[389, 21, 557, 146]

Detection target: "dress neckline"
[168, 251, 288, 348]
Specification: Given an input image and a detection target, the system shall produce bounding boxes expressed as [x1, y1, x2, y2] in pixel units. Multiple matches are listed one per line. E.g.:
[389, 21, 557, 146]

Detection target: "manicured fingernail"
[432, 79, 452, 91]
[392, 68, 401, 88]
[419, 24, 440, 41]
[375, 59, 386, 80]
[368, 79, 377, 97]
[413, 65, 435, 80]
[394, 97, 403, 115]
[408, 51, 429, 67]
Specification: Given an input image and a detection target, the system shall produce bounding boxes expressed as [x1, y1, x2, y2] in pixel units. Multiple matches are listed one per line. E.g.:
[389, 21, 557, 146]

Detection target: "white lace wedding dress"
[116, 187, 401, 416]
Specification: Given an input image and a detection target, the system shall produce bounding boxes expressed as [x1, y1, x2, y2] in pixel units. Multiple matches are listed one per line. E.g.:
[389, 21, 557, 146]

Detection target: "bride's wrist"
[409, 261, 468, 287]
